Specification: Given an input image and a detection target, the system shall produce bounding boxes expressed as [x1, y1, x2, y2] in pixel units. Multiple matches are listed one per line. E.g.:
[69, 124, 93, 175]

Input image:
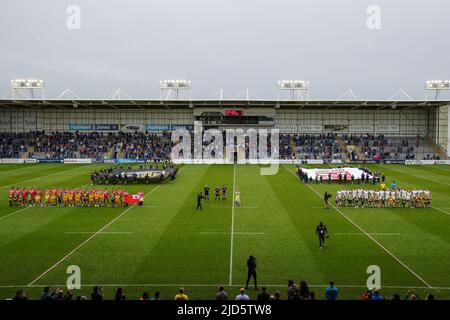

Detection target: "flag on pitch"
[125, 194, 141, 205]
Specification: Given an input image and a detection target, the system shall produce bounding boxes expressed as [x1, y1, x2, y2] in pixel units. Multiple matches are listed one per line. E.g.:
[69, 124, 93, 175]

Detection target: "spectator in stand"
[216, 286, 228, 300]
[12, 289, 27, 301]
[235, 288, 250, 301]
[174, 287, 189, 301]
[270, 291, 282, 301]
[41, 286, 54, 300]
[150, 291, 160, 301]
[115, 287, 126, 300]
[140, 292, 150, 300]
[91, 286, 104, 301]
[287, 279, 296, 300]
[371, 290, 384, 301]
[257, 287, 270, 301]
[299, 280, 310, 300]
[63, 290, 73, 300]
[390, 294, 400, 301]
[362, 290, 373, 300]
[404, 290, 420, 300]
[425, 294, 435, 301]
[325, 281, 339, 300]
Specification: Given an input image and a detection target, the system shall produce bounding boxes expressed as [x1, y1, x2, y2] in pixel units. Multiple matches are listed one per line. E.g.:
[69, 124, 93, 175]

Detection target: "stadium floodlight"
[160, 80, 191, 100]
[10, 78, 45, 99]
[425, 80, 450, 90]
[277, 80, 309, 90]
[425, 80, 450, 100]
[160, 80, 191, 89]
[11, 79, 44, 89]
[277, 80, 309, 100]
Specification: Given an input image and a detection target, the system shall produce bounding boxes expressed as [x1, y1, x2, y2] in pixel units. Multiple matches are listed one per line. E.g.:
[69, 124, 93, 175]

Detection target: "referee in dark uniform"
[196, 192, 205, 211]
[245, 255, 257, 290]
[204, 185, 210, 201]
[316, 222, 328, 250]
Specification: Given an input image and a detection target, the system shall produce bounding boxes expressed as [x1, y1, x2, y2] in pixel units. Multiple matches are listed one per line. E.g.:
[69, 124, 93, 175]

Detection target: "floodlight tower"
[11, 79, 45, 99]
[160, 80, 191, 100]
[277, 80, 309, 100]
[425, 80, 450, 100]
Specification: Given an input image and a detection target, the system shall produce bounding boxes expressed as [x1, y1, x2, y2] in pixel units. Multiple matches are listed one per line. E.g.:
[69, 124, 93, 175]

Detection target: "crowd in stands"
[0, 132, 31, 158]
[9, 281, 436, 301]
[291, 134, 342, 161]
[343, 134, 440, 161]
[0, 131, 443, 162]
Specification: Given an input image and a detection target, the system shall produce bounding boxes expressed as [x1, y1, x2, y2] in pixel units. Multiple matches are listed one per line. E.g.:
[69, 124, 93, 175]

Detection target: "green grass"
[0, 163, 449, 300]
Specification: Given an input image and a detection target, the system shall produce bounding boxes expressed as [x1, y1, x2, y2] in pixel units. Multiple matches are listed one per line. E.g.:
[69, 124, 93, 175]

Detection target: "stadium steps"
[336, 137, 350, 161]
[426, 137, 450, 160]
[290, 136, 297, 154]
[106, 146, 116, 159]
[20, 146, 34, 159]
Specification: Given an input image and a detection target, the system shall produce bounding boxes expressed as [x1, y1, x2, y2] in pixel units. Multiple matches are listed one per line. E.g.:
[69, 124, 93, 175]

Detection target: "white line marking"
[200, 232, 265, 235]
[283, 165, 432, 289]
[2, 283, 450, 290]
[228, 164, 236, 286]
[64, 232, 133, 234]
[0, 207, 30, 221]
[212, 205, 258, 209]
[0, 165, 95, 189]
[27, 184, 161, 287]
[432, 207, 450, 216]
[334, 233, 401, 236]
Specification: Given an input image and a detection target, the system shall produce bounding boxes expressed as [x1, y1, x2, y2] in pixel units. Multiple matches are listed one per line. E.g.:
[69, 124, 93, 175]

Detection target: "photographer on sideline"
[324, 191, 332, 209]
[245, 255, 257, 290]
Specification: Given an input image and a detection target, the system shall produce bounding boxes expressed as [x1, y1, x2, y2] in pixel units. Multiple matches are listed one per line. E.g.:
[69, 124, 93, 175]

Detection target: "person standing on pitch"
[316, 221, 329, 250]
[204, 185, 210, 201]
[245, 255, 257, 290]
[323, 191, 332, 209]
[234, 188, 241, 207]
[196, 192, 205, 211]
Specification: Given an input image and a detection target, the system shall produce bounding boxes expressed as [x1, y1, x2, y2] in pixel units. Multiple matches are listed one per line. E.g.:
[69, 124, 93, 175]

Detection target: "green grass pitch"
[0, 163, 449, 300]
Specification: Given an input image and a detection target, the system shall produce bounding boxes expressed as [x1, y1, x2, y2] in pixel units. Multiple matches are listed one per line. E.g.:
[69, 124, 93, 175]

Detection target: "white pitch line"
[0, 165, 95, 189]
[199, 232, 265, 235]
[212, 205, 258, 209]
[283, 165, 432, 289]
[27, 184, 161, 287]
[228, 164, 237, 286]
[432, 207, 450, 216]
[2, 283, 450, 290]
[0, 207, 31, 222]
[334, 233, 401, 236]
[64, 231, 133, 234]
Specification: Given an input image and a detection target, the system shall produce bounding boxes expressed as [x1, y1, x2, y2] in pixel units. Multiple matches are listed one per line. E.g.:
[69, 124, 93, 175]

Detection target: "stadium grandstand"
[0, 98, 448, 164]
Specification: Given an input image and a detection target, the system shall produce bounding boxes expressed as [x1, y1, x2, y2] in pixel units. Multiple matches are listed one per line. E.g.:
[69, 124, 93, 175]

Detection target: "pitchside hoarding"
[69, 124, 93, 131]
[69, 124, 119, 131]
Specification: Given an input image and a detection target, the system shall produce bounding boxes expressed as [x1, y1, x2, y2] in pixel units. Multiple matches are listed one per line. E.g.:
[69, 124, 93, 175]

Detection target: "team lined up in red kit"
[8, 188, 145, 207]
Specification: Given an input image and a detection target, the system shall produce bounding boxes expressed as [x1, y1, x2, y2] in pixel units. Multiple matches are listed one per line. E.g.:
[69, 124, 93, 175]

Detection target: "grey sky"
[1, 0, 449, 100]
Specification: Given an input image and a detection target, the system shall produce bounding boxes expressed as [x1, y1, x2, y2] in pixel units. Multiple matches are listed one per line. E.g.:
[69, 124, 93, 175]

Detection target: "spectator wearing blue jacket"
[371, 290, 384, 300]
[325, 281, 339, 300]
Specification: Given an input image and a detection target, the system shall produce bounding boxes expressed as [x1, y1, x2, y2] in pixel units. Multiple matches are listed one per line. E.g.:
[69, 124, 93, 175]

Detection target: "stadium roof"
[0, 99, 449, 110]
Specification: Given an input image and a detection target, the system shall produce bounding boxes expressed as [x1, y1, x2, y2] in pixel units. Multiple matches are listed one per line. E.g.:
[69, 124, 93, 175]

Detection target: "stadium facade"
[0, 98, 449, 161]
